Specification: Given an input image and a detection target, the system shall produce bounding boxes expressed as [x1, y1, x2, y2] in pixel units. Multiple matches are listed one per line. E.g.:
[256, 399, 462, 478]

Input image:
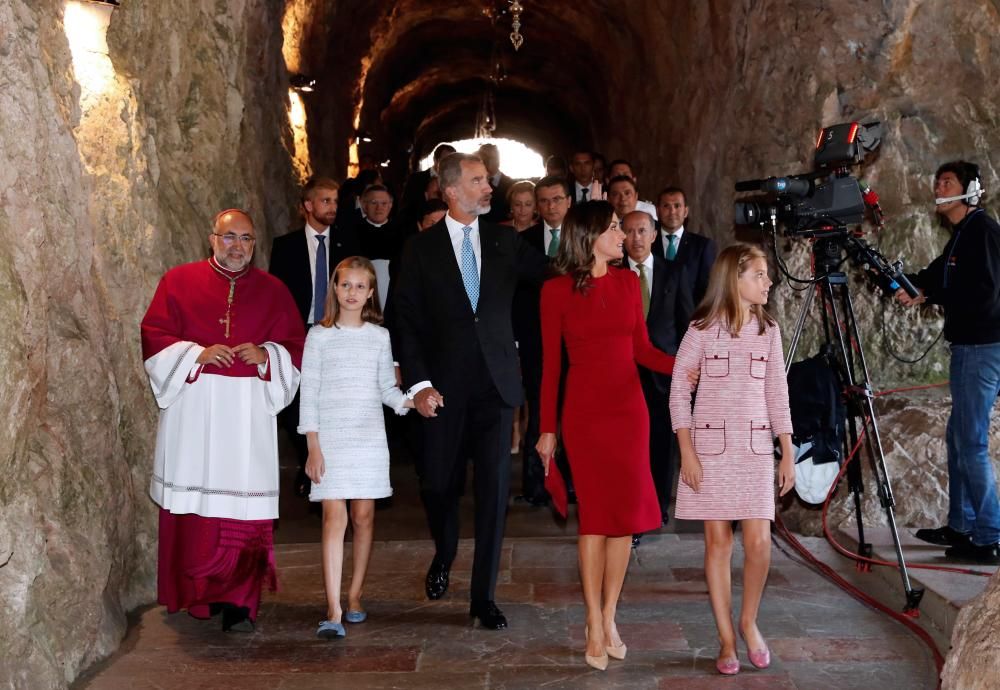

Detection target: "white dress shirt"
[444, 212, 482, 275]
[660, 225, 685, 258]
[305, 222, 331, 324]
[574, 180, 592, 203]
[627, 253, 655, 296]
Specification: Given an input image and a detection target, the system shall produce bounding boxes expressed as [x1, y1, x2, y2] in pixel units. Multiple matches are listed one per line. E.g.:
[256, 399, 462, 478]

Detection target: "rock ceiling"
[290, 0, 634, 164]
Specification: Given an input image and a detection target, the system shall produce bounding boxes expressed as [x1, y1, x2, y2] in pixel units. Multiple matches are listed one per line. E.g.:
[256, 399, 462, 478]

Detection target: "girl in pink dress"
[668, 243, 796, 676]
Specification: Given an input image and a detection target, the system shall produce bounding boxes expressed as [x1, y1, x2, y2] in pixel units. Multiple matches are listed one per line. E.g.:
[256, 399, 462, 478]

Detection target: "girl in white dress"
[298, 257, 413, 639]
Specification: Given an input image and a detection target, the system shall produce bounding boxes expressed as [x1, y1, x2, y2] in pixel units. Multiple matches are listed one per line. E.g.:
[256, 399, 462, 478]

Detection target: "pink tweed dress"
[669, 317, 793, 521]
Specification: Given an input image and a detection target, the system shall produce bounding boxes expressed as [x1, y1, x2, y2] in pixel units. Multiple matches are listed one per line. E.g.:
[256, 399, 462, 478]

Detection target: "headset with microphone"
[935, 164, 985, 206]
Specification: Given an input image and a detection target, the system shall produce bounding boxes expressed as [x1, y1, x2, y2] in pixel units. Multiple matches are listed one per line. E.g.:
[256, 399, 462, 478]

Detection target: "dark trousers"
[641, 374, 675, 521]
[419, 352, 513, 603]
[521, 393, 546, 500]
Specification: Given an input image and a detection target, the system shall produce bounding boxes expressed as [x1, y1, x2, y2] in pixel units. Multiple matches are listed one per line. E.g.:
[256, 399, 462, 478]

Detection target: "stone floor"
[76, 531, 942, 690]
[74, 446, 956, 689]
[79, 528, 947, 683]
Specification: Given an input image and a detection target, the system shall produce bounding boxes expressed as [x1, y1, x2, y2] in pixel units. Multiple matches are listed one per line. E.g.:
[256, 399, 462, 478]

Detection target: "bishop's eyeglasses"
[213, 233, 256, 246]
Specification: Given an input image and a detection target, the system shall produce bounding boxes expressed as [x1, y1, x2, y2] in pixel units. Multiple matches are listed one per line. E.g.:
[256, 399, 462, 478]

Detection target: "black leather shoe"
[425, 561, 450, 600]
[944, 541, 1000, 565]
[221, 604, 254, 633]
[515, 494, 550, 508]
[469, 600, 508, 630]
[915, 525, 971, 547]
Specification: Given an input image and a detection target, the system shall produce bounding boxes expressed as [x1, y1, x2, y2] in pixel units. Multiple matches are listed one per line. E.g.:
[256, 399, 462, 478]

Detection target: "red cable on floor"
[773, 385, 987, 683]
[815, 426, 988, 578]
[773, 518, 946, 677]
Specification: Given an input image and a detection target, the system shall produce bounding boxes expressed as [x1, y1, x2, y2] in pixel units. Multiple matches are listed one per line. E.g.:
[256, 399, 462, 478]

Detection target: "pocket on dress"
[704, 352, 730, 377]
[749, 352, 768, 379]
[694, 420, 726, 456]
[750, 420, 774, 455]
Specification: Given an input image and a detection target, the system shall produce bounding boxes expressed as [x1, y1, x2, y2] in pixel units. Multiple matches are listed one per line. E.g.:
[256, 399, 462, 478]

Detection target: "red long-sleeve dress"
[539, 268, 675, 535]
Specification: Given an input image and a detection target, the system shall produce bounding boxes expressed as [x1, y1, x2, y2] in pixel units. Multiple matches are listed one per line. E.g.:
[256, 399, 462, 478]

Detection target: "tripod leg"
[784, 281, 817, 375]
[838, 285, 922, 612]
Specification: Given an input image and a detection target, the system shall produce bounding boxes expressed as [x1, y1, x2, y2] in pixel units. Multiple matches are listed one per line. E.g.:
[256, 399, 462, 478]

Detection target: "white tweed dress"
[297, 322, 408, 500]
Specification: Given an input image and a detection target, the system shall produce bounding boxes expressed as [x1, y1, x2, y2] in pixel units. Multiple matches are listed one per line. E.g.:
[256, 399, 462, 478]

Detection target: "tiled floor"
[75, 452, 946, 689]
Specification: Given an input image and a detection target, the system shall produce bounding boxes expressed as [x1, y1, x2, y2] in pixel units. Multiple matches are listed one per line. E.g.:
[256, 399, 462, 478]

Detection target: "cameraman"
[897, 160, 1000, 565]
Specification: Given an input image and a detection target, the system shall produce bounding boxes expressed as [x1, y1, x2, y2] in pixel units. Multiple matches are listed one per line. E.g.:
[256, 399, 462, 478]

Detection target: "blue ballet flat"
[316, 620, 346, 639]
[345, 610, 368, 624]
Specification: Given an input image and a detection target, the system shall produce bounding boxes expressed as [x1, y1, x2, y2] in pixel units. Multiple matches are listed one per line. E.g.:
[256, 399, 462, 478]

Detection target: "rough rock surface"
[0, 1, 297, 687]
[942, 569, 1000, 689]
[302, 0, 999, 380]
[778, 388, 1000, 537]
[1, 0, 998, 687]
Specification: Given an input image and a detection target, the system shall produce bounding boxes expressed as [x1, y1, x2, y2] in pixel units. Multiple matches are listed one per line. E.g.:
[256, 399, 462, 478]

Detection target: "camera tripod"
[784, 235, 924, 614]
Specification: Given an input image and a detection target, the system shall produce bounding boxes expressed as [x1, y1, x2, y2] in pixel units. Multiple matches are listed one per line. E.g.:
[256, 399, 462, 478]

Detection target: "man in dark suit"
[400, 143, 455, 224]
[354, 183, 405, 309]
[514, 176, 571, 505]
[268, 176, 360, 495]
[569, 149, 597, 205]
[651, 186, 717, 307]
[478, 143, 515, 224]
[622, 210, 695, 525]
[392, 153, 547, 630]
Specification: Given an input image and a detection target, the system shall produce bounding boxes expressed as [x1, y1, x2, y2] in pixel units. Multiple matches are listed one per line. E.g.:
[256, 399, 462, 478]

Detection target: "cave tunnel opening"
[285, 0, 626, 201]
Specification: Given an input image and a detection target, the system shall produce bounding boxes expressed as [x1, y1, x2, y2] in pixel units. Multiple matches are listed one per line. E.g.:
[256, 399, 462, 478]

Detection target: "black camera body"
[734, 121, 918, 298]
[735, 122, 881, 236]
[735, 175, 866, 235]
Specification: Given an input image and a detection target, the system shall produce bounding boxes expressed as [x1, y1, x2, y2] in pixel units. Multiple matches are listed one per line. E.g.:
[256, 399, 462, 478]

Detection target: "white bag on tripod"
[794, 440, 840, 505]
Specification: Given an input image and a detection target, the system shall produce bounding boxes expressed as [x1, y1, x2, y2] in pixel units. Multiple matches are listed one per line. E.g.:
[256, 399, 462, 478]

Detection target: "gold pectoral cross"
[220, 279, 237, 339]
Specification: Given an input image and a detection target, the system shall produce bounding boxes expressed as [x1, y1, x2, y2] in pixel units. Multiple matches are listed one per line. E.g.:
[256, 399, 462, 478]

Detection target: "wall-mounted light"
[290, 74, 316, 92]
[64, 0, 118, 96]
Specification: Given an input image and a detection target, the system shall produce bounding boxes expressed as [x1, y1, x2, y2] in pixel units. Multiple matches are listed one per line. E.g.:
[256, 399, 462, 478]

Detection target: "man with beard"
[141, 209, 305, 632]
[392, 153, 547, 629]
[270, 177, 360, 497]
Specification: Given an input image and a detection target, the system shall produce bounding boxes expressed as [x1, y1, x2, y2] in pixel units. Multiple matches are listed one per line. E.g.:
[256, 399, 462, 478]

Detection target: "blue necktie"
[461, 225, 480, 311]
[314, 234, 328, 322]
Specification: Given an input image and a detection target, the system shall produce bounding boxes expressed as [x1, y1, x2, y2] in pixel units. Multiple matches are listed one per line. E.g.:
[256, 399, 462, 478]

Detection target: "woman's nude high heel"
[584, 626, 609, 671]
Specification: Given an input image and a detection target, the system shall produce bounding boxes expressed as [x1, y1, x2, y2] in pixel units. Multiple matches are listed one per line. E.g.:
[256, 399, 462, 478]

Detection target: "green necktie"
[666, 233, 678, 260]
[638, 263, 650, 318]
[547, 228, 560, 257]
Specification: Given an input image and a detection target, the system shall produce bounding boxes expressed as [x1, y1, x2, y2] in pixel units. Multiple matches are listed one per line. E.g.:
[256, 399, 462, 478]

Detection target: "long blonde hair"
[318, 256, 384, 328]
[691, 243, 774, 336]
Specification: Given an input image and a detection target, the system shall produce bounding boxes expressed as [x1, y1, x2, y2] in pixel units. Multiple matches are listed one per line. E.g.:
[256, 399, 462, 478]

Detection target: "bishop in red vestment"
[140, 209, 305, 631]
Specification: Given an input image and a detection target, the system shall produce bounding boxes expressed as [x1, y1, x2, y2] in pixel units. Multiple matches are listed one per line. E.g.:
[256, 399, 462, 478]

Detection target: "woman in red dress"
[536, 201, 675, 670]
